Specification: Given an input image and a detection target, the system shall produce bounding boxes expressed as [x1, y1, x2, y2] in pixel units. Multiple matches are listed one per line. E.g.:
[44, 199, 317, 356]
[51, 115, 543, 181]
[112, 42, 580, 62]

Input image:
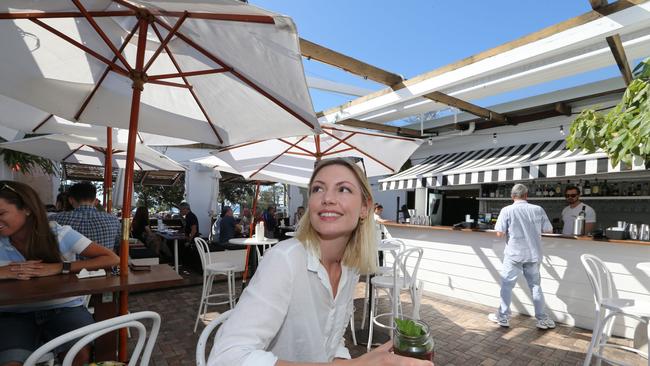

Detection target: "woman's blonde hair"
[295, 158, 377, 275]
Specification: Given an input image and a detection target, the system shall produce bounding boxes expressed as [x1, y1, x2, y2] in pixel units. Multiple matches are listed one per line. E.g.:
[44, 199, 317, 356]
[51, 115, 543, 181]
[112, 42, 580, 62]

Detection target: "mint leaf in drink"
[395, 318, 425, 337]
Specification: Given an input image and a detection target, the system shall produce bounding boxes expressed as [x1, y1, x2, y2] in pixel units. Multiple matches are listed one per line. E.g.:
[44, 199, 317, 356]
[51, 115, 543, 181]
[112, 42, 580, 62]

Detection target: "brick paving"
[126, 270, 645, 365]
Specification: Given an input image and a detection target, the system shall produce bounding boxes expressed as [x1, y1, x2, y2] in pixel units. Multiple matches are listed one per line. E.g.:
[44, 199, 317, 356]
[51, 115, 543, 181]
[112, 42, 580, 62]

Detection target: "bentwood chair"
[194, 237, 238, 333]
[24, 311, 161, 366]
[196, 310, 232, 366]
[580, 254, 649, 366]
[367, 246, 424, 352]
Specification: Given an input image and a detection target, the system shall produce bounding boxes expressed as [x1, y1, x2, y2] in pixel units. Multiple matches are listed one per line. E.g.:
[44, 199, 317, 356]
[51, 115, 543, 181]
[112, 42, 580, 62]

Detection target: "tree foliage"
[567, 57, 650, 166]
[135, 183, 185, 211]
[218, 183, 256, 209]
[0, 148, 58, 176]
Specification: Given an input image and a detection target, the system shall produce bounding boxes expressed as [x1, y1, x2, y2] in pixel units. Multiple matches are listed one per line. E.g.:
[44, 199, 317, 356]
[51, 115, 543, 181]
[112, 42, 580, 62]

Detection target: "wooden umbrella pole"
[104, 127, 113, 212]
[243, 181, 261, 283]
[118, 17, 148, 362]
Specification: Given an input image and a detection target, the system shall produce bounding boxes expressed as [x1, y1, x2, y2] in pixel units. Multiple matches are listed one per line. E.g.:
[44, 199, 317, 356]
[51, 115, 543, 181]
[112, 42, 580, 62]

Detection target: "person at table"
[218, 206, 237, 244]
[292, 206, 305, 227]
[179, 202, 199, 241]
[239, 207, 251, 237]
[52, 181, 120, 251]
[561, 185, 596, 235]
[262, 205, 277, 238]
[209, 158, 432, 366]
[374, 204, 389, 223]
[0, 181, 119, 366]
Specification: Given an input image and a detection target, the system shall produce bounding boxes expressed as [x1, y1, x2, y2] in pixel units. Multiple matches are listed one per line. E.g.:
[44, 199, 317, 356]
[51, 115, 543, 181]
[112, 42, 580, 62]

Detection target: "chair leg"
[583, 309, 603, 366]
[349, 310, 357, 346]
[367, 287, 377, 353]
[194, 274, 210, 333]
[361, 275, 370, 330]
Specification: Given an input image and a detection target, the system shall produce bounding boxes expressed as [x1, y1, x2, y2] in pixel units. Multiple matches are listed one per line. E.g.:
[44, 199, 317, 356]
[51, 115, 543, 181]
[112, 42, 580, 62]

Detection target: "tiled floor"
[127, 271, 645, 365]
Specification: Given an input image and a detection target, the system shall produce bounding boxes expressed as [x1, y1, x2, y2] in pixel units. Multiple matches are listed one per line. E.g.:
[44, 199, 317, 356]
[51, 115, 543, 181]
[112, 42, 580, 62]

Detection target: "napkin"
[76, 268, 107, 279]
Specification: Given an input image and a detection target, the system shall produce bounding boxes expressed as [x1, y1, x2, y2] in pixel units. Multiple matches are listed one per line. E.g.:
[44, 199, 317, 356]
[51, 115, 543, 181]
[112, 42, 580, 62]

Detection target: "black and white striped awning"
[380, 140, 648, 190]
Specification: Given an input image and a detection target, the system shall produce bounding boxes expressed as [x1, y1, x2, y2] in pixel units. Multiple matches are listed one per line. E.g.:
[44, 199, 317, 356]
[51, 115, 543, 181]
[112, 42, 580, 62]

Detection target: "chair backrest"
[209, 249, 247, 273]
[24, 311, 160, 366]
[395, 247, 424, 291]
[580, 253, 614, 308]
[196, 310, 232, 366]
[194, 237, 212, 271]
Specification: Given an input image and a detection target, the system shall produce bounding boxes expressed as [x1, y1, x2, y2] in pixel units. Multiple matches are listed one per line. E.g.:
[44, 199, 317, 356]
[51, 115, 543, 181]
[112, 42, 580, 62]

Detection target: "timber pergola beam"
[606, 33, 633, 85]
[589, 0, 609, 10]
[422, 91, 509, 125]
[299, 38, 404, 87]
[336, 118, 421, 137]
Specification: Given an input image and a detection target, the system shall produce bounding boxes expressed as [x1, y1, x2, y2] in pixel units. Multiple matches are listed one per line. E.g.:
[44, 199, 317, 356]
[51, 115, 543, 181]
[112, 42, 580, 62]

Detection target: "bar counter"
[381, 222, 650, 340]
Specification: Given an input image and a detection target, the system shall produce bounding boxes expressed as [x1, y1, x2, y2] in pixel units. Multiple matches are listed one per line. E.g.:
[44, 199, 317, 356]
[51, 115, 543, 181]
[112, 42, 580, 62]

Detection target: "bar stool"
[194, 237, 237, 333]
[367, 246, 423, 352]
[581, 254, 649, 366]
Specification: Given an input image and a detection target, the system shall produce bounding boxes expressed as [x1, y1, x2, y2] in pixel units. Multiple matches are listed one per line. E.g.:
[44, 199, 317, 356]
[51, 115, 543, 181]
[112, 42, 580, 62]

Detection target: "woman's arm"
[275, 343, 433, 365]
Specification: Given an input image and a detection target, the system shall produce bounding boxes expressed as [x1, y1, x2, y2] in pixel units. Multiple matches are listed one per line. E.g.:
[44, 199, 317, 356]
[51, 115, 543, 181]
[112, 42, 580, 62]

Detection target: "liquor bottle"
[612, 182, 619, 196]
[554, 181, 562, 195]
[643, 183, 649, 196]
[636, 184, 642, 196]
[583, 180, 591, 196]
[542, 184, 548, 197]
[548, 184, 555, 197]
[576, 179, 583, 194]
[591, 179, 600, 196]
[535, 184, 542, 197]
[601, 180, 609, 196]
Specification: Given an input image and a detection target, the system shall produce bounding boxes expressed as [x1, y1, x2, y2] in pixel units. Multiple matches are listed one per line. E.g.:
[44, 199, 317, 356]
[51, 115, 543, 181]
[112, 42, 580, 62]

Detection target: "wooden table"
[154, 230, 187, 274]
[0, 265, 183, 360]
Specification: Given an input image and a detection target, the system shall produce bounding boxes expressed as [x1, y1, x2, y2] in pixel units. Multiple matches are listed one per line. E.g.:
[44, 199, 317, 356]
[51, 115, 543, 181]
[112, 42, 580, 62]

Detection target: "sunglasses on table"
[565, 193, 578, 198]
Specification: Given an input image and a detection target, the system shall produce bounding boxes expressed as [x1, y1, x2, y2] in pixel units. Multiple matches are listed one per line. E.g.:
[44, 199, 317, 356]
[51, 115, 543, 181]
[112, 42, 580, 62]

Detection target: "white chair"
[360, 238, 405, 330]
[367, 246, 424, 352]
[24, 311, 160, 366]
[194, 237, 237, 333]
[580, 254, 649, 366]
[196, 310, 232, 366]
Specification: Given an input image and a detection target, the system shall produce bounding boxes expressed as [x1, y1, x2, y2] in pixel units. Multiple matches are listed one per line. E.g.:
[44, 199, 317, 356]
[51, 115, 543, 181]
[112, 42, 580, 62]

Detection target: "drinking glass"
[393, 318, 434, 361]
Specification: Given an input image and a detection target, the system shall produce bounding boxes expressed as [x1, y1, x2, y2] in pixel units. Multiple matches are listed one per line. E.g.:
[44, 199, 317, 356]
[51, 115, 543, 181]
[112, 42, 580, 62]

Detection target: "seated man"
[219, 206, 237, 244]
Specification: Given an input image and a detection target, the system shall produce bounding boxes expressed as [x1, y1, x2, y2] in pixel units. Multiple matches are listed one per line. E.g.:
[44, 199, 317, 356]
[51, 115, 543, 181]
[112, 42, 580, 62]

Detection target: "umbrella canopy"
[0, 95, 195, 146]
[0, 1, 318, 146]
[0, 134, 184, 171]
[213, 123, 423, 187]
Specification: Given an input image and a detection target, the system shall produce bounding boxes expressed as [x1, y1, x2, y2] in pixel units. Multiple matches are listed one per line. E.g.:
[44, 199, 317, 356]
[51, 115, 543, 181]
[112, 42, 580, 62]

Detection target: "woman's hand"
[6, 260, 63, 280]
[349, 342, 434, 365]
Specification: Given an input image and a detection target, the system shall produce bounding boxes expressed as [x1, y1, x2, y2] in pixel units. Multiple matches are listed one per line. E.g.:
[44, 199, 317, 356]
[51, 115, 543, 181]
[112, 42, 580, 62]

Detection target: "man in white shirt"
[561, 185, 596, 235]
[489, 184, 556, 330]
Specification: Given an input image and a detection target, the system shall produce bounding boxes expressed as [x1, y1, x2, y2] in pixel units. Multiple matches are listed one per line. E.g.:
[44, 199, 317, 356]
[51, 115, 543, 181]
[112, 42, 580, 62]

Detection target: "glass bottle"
[591, 179, 600, 196]
[602, 180, 609, 196]
[393, 318, 435, 361]
[554, 181, 562, 195]
[583, 180, 591, 196]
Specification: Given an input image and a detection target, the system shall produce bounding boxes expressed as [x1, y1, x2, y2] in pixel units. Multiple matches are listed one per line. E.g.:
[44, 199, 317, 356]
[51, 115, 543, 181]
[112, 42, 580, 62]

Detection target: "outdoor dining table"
[154, 230, 187, 274]
[0, 265, 182, 360]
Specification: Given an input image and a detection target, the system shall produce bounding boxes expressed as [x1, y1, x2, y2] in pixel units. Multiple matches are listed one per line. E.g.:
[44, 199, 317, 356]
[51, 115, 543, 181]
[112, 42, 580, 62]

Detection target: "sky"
[250, 1, 624, 117]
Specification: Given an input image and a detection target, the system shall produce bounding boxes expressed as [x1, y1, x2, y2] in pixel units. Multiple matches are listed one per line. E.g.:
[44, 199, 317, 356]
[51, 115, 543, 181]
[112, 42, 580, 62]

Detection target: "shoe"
[488, 313, 510, 327]
[536, 317, 556, 329]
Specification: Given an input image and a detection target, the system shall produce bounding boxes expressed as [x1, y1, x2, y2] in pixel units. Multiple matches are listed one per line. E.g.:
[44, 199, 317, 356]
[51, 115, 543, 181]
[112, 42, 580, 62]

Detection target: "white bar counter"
[382, 222, 650, 340]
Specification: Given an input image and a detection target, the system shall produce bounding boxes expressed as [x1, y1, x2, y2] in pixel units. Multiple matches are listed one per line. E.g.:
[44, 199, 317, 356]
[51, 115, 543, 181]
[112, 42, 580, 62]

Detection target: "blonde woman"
[209, 158, 432, 365]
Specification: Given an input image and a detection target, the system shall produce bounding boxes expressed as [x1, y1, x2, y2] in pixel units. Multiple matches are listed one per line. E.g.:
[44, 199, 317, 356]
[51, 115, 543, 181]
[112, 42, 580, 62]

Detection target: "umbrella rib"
[75, 21, 139, 121]
[0, 11, 136, 20]
[62, 145, 85, 162]
[30, 19, 129, 77]
[326, 126, 420, 142]
[321, 129, 395, 172]
[278, 137, 316, 156]
[218, 139, 266, 152]
[148, 68, 230, 80]
[72, 0, 132, 72]
[150, 23, 224, 144]
[153, 18, 317, 130]
[134, 159, 143, 171]
[147, 79, 191, 88]
[250, 137, 309, 179]
[32, 114, 53, 133]
[144, 12, 188, 73]
[320, 131, 355, 155]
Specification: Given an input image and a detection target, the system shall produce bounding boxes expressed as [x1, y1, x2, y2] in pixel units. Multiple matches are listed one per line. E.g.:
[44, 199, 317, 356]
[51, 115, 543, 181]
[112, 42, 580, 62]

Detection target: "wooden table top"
[0, 264, 183, 306]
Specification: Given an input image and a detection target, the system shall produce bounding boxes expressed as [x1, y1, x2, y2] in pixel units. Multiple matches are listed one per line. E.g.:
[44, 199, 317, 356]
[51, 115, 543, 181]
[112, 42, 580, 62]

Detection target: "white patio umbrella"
[213, 123, 423, 186]
[0, 134, 184, 171]
[0, 2, 318, 344]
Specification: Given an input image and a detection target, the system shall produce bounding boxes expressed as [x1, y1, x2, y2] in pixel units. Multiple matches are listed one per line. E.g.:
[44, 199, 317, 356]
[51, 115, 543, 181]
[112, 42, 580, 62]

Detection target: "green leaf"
[395, 318, 425, 337]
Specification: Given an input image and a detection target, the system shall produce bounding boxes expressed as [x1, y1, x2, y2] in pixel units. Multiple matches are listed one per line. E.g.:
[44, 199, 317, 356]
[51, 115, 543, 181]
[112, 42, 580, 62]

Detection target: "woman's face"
[0, 198, 29, 237]
[308, 164, 369, 241]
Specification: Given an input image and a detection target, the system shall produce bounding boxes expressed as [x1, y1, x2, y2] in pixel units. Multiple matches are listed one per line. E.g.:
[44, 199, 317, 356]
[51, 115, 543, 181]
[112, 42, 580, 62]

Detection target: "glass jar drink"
[393, 318, 434, 361]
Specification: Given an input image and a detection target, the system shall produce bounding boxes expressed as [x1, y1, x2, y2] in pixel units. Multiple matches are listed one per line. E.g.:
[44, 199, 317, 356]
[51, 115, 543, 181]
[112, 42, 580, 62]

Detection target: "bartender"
[561, 185, 596, 235]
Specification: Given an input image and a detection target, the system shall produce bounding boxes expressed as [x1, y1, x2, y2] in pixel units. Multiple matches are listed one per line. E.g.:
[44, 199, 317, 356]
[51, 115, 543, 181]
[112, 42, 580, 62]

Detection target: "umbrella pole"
[104, 127, 113, 212]
[118, 18, 148, 362]
[243, 181, 261, 283]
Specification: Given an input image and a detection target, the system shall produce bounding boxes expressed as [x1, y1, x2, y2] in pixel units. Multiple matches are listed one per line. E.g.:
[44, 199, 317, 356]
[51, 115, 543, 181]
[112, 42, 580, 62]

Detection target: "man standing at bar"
[488, 184, 556, 329]
[561, 185, 596, 235]
[53, 181, 120, 251]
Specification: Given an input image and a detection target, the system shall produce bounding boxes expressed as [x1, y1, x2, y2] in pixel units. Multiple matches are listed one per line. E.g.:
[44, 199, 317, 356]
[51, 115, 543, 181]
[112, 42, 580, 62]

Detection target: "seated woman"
[0, 181, 120, 366]
[209, 158, 432, 365]
[131, 206, 163, 255]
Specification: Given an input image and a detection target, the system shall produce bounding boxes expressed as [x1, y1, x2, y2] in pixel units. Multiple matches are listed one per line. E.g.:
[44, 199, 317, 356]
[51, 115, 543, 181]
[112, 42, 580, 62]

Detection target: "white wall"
[383, 224, 650, 343]
[184, 162, 219, 236]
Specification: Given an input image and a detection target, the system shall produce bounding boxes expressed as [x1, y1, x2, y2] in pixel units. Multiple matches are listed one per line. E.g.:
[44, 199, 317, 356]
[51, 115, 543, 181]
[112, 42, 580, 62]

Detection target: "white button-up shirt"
[209, 238, 358, 366]
[495, 200, 552, 262]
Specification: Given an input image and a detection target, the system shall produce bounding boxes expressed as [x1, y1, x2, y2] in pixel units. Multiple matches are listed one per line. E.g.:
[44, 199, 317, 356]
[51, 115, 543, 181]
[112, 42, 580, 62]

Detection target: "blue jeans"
[498, 258, 548, 320]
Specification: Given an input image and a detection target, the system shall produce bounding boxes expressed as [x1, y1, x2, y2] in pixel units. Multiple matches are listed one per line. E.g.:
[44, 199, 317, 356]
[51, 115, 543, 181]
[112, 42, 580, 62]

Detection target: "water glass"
[393, 318, 434, 361]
